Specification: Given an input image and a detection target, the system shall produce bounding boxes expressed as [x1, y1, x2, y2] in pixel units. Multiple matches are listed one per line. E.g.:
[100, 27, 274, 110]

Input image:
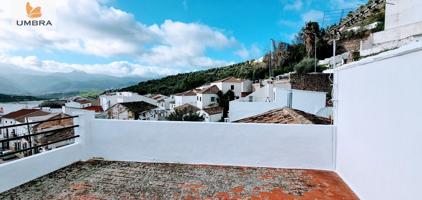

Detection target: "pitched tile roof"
[174, 104, 200, 112]
[197, 85, 220, 94]
[152, 94, 167, 100]
[235, 108, 331, 124]
[212, 76, 242, 83]
[82, 106, 104, 113]
[75, 99, 91, 104]
[175, 89, 198, 96]
[203, 106, 224, 115]
[15, 110, 51, 123]
[1, 109, 50, 122]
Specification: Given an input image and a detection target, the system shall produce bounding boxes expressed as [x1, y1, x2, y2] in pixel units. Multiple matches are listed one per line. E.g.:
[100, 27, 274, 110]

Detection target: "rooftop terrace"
[1, 44, 422, 200]
[0, 160, 357, 200]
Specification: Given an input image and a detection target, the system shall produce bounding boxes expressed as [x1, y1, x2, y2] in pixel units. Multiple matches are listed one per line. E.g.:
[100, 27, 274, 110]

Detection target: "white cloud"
[278, 19, 300, 28]
[235, 44, 262, 60]
[144, 20, 236, 67]
[0, 0, 239, 76]
[283, 0, 303, 11]
[329, 0, 366, 9]
[301, 10, 324, 23]
[0, 55, 180, 78]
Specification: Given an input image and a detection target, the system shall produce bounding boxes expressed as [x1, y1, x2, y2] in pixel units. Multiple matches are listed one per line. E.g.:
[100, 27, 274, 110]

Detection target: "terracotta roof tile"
[203, 106, 224, 115]
[235, 108, 331, 124]
[83, 106, 103, 112]
[2, 109, 44, 120]
[175, 90, 197, 96]
[75, 99, 91, 104]
[198, 85, 220, 94]
[212, 76, 242, 83]
[175, 104, 200, 112]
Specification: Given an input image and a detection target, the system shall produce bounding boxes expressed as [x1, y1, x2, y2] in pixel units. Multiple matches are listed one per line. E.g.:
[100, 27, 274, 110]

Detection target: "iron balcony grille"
[0, 115, 79, 160]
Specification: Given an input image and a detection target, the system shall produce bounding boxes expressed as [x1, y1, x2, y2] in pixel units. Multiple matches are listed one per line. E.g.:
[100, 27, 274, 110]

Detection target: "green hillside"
[0, 94, 41, 103]
[121, 0, 385, 96]
[121, 61, 269, 96]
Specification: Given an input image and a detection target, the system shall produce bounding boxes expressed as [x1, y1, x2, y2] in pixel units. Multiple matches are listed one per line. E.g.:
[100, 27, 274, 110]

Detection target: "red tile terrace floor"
[0, 160, 358, 200]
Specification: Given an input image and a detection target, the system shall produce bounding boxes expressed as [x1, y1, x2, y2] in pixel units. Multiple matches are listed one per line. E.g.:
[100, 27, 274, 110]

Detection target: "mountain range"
[0, 66, 145, 96]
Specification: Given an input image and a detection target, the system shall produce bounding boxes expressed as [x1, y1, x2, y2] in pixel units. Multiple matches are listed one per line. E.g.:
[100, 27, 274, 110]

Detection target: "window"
[231, 85, 234, 90]
[211, 97, 215, 102]
[199, 97, 202, 101]
[15, 142, 21, 151]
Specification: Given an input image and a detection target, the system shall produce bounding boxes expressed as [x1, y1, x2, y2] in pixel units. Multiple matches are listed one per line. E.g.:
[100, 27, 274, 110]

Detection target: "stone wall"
[290, 73, 331, 93]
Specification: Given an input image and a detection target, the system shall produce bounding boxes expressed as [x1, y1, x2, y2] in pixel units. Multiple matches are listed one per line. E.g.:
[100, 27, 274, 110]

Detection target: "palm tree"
[301, 22, 320, 58]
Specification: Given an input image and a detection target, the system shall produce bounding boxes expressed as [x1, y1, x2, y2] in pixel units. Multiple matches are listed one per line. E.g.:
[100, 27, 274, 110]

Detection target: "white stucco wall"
[0, 112, 334, 193]
[241, 80, 253, 93]
[208, 113, 223, 122]
[361, 0, 422, 56]
[230, 89, 326, 121]
[65, 101, 90, 109]
[89, 120, 335, 170]
[175, 96, 196, 107]
[100, 92, 157, 111]
[335, 44, 422, 200]
[229, 102, 285, 121]
[197, 93, 218, 109]
[385, 0, 422, 29]
[292, 90, 327, 114]
[212, 82, 241, 97]
[0, 144, 83, 193]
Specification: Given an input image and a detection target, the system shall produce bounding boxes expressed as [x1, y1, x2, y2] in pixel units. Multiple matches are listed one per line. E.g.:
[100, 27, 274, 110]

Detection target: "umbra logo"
[16, 2, 52, 26]
[26, 2, 42, 19]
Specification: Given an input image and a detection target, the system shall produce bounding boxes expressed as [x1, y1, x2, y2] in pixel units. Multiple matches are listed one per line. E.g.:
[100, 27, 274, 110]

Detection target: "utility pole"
[269, 40, 273, 78]
[314, 33, 317, 73]
[333, 39, 336, 69]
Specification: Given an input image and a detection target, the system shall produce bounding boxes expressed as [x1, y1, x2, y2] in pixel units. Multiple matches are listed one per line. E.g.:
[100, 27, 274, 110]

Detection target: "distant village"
[0, 72, 333, 161]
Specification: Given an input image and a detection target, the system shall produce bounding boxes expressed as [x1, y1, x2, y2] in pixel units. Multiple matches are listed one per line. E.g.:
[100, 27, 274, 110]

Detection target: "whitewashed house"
[65, 99, 92, 109]
[99, 92, 157, 111]
[174, 90, 198, 107]
[199, 107, 224, 122]
[0, 109, 50, 157]
[360, 0, 422, 56]
[28, 113, 75, 152]
[196, 85, 220, 109]
[229, 83, 327, 121]
[105, 101, 158, 120]
[210, 77, 252, 99]
[151, 94, 174, 110]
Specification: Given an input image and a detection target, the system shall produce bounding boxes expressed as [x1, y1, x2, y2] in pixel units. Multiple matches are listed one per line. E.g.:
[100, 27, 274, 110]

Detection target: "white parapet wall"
[0, 144, 83, 193]
[89, 119, 335, 170]
[0, 112, 334, 193]
[335, 42, 422, 200]
[229, 102, 285, 122]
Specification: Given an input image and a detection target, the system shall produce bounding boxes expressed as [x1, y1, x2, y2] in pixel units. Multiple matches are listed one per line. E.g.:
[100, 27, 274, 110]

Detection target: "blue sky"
[0, 0, 366, 78]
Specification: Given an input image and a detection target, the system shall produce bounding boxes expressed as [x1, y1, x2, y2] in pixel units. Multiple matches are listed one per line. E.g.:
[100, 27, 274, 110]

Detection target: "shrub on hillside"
[294, 58, 324, 74]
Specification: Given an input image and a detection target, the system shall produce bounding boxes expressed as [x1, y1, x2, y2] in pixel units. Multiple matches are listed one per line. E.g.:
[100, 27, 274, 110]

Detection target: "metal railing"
[0, 116, 79, 161]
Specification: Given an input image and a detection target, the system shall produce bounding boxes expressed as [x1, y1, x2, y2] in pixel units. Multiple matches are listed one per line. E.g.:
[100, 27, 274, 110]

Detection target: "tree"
[294, 58, 324, 74]
[217, 90, 235, 119]
[301, 22, 321, 58]
[166, 108, 204, 122]
[39, 101, 64, 108]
